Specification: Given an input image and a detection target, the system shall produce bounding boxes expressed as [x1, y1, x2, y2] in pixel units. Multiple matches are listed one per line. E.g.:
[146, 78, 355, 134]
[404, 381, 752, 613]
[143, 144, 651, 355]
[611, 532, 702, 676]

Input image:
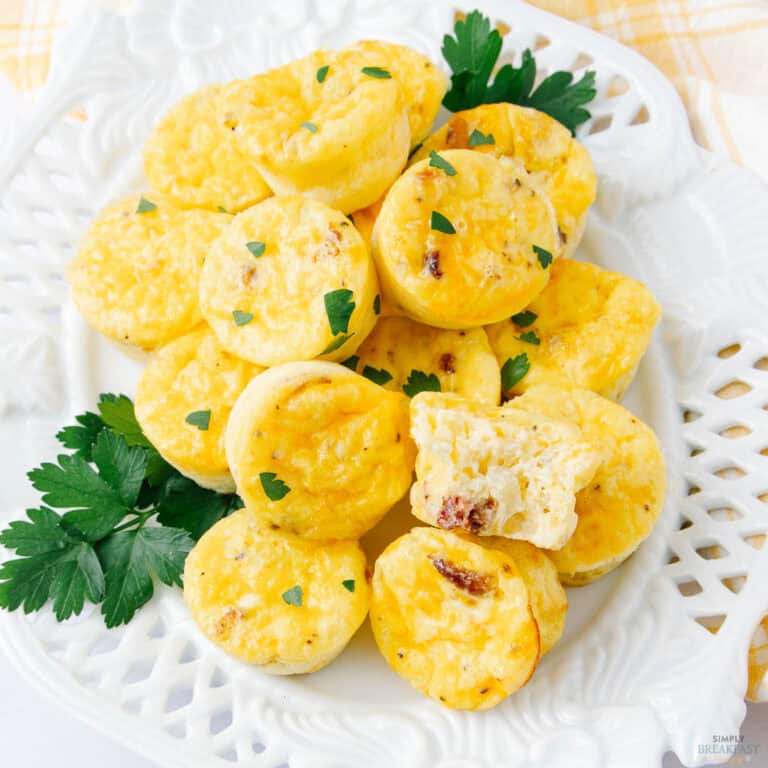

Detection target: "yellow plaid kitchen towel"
[2, 0, 767, 700]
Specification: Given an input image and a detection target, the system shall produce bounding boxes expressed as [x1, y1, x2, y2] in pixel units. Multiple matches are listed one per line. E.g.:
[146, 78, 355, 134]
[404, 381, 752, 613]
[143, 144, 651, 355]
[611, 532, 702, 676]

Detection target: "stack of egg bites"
[68, 40, 665, 709]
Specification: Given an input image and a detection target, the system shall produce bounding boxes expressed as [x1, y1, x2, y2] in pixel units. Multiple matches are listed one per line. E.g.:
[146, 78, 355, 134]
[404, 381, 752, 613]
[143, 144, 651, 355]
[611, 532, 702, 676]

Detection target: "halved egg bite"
[509, 385, 666, 585]
[485, 259, 661, 400]
[184, 512, 369, 674]
[370, 527, 540, 709]
[226, 361, 415, 540]
[143, 84, 272, 214]
[135, 325, 263, 492]
[411, 103, 596, 257]
[372, 150, 558, 328]
[198, 196, 378, 366]
[347, 315, 500, 404]
[224, 49, 410, 213]
[69, 194, 228, 350]
[409, 392, 600, 549]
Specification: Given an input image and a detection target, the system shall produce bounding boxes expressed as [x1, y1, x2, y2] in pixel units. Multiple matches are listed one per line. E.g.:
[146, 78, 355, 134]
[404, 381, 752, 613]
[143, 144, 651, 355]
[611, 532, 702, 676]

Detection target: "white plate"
[1, 1, 768, 766]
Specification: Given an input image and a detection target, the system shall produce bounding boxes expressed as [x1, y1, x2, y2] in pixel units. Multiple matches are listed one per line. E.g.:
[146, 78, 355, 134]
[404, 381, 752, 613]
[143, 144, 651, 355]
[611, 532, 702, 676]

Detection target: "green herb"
[185, 410, 211, 431]
[340, 355, 360, 371]
[408, 142, 424, 160]
[533, 245, 552, 268]
[0, 395, 241, 627]
[373, 294, 381, 315]
[362, 366, 393, 386]
[431, 211, 456, 235]
[342, 579, 355, 593]
[282, 585, 303, 607]
[511, 310, 537, 327]
[217, 206, 228, 213]
[403, 370, 441, 397]
[517, 331, 540, 345]
[136, 196, 157, 213]
[246, 241, 265, 257]
[468, 128, 495, 146]
[322, 333, 354, 354]
[316, 64, 330, 83]
[300, 121, 318, 133]
[428, 151, 457, 176]
[361, 66, 391, 79]
[259, 472, 291, 501]
[441, 10, 596, 134]
[232, 310, 254, 326]
[501, 353, 530, 390]
[324, 289, 355, 335]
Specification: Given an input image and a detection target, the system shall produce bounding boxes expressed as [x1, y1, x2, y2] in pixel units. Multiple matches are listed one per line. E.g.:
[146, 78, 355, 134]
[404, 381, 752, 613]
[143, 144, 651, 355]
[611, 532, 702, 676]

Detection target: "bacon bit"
[424, 250, 443, 278]
[436, 496, 496, 533]
[439, 353, 456, 373]
[429, 555, 494, 596]
[241, 265, 257, 287]
[216, 608, 244, 639]
[445, 117, 469, 148]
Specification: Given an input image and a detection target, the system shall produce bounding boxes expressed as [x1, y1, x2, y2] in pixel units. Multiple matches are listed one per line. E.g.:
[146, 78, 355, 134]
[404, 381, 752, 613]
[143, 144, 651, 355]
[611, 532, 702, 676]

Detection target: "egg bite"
[143, 84, 272, 214]
[199, 196, 378, 366]
[372, 150, 559, 328]
[509, 385, 666, 585]
[135, 325, 263, 492]
[411, 103, 596, 257]
[69, 194, 228, 350]
[343, 40, 448, 147]
[371, 527, 540, 709]
[476, 537, 566, 654]
[409, 392, 600, 549]
[346, 315, 500, 404]
[224, 49, 410, 213]
[226, 361, 415, 540]
[485, 259, 661, 400]
[184, 512, 369, 674]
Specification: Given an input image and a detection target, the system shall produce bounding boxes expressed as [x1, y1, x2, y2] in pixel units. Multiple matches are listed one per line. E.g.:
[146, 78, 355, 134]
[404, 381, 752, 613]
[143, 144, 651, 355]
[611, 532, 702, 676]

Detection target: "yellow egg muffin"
[371, 527, 540, 709]
[184, 512, 369, 674]
[143, 84, 272, 213]
[226, 361, 415, 540]
[476, 537, 567, 654]
[411, 103, 596, 257]
[372, 150, 559, 328]
[509, 386, 666, 584]
[135, 326, 263, 492]
[409, 392, 600, 549]
[347, 315, 500, 404]
[224, 49, 410, 213]
[344, 40, 448, 146]
[486, 259, 661, 400]
[69, 194, 228, 350]
[199, 196, 378, 366]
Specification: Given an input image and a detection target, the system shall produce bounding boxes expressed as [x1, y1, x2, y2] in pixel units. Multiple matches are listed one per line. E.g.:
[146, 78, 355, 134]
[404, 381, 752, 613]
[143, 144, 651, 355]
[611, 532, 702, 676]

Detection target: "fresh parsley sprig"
[0, 394, 242, 627]
[442, 10, 597, 134]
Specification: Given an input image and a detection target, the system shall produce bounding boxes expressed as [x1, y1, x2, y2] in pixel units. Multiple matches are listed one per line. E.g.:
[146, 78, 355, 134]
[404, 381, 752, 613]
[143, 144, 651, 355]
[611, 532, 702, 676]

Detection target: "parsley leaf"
[501, 353, 530, 390]
[511, 310, 537, 327]
[403, 370, 441, 397]
[185, 410, 211, 431]
[324, 289, 355, 335]
[0, 507, 70, 556]
[431, 211, 456, 234]
[533, 245, 552, 268]
[468, 128, 495, 146]
[316, 64, 330, 83]
[322, 333, 354, 354]
[136, 196, 157, 213]
[56, 411, 104, 460]
[246, 241, 265, 257]
[98, 394, 151, 448]
[49, 542, 105, 621]
[362, 366, 393, 386]
[260, 472, 291, 501]
[300, 121, 318, 133]
[232, 310, 254, 326]
[361, 66, 391, 79]
[91, 429, 147, 508]
[0, 550, 69, 614]
[340, 355, 360, 371]
[373, 294, 381, 315]
[282, 585, 303, 606]
[342, 579, 355, 593]
[517, 330, 540, 345]
[429, 150, 457, 176]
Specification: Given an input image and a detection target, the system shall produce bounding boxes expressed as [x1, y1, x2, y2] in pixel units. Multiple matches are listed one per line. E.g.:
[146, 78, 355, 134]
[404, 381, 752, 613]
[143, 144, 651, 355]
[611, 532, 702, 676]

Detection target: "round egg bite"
[343, 40, 448, 147]
[411, 103, 596, 257]
[69, 194, 228, 350]
[143, 84, 272, 213]
[486, 259, 661, 400]
[346, 315, 501, 404]
[371, 527, 540, 710]
[372, 149, 559, 328]
[224, 49, 410, 213]
[509, 385, 667, 585]
[184, 512, 369, 674]
[226, 361, 415, 540]
[199, 196, 378, 366]
[135, 325, 263, 492]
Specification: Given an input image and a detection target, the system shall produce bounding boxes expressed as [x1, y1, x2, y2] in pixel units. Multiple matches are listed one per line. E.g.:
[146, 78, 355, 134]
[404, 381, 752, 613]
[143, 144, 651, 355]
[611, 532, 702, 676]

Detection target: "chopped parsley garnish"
[259, 472, 291, 501]
[300, 121, 318, 133]
[362, 366, 393, 386]
[136, 196, 157, 213]
[185, 410, 211, 431]
[340, 355, 360, 371]
[373, 294, 381, 315]
[501, 353, 530, 390]
[361, 66, 392, 79]
[428, 150, 457, 176]
[517, 331, 540, 345]
[402, 370, 441, 397]
[430, 211, 456, 235]
[232, 310, 254, 326]
[282, 585, 303, 607]
[316, 64, 330, 83]
[511, 310, 537, 327]
[468, 128, 495, 146]
[217, 206, 228, 213]
[246, 241, 265, 257]
[342, 579, 355, 593]
[533, 245, 553, 268]
[322, 333, 354, 354]
[324, 289, 355, 335]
